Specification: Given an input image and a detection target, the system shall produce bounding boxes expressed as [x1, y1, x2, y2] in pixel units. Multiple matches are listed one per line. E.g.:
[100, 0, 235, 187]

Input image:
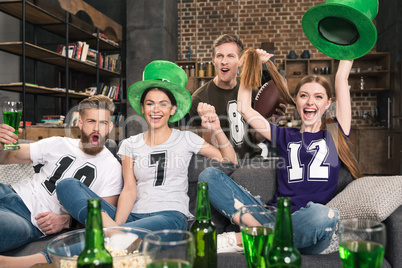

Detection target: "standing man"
[0, 95, 122, 252]
[189, 34, 274, 160]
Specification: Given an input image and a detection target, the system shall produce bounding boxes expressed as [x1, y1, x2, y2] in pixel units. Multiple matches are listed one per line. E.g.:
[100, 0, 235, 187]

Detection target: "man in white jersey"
[0, 95, 122, 252]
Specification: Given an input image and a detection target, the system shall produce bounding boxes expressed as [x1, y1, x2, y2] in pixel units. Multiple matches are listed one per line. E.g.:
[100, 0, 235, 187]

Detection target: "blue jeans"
[56, 178, 188, 231]
[0, 184, 43, 252]
[198, 167, 339, 254]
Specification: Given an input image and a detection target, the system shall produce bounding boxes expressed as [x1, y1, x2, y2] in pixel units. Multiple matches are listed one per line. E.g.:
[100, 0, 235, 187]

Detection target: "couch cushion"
[230, 159, 278, 204]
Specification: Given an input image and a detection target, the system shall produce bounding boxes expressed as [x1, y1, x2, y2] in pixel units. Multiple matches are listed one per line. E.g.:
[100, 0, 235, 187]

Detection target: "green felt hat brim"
[128, 80, 192, 123]
[302, 4, 377, 60]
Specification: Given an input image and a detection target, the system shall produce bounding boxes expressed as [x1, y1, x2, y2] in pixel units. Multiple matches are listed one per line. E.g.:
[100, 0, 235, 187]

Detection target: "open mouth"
[91, 134, 100, 145]
[150, 115, 163, 122]
[303, 108, 317, 120]
[221, 68, 229, 73]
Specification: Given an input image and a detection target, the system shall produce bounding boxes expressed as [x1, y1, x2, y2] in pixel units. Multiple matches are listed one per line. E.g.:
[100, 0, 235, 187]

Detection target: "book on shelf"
[55, 41, 120, 72]
[92, 32, 119, 47]
[101, 53, 121, 73]
[86, 84, 120, 99]
[62, 43, 76, 58]
[56, 44, 64, 55]
[80, 42, 89, 62]
[56, 42, 88, 61]
[74, 41, 84, 60]
[43, 115, 65, 120]
[86, 48, 98, 65]
[41, 115, 65, 125]
[111, 112, 123, 126]
[86, 86, 97, 96]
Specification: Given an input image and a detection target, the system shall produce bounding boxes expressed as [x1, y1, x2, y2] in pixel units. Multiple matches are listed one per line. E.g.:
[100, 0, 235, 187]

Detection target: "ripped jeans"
[198, 167, 339, 254]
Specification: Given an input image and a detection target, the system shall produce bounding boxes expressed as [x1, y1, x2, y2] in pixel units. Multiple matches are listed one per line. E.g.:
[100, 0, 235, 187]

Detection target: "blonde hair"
[240, 48, 295, 105]
[78, 95, 115, 118]
[213, 34, 244, 58]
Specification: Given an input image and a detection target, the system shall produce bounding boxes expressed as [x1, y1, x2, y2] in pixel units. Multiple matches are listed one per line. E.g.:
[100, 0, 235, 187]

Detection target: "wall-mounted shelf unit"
[175, 60, 216, 94]
[284, 58, 335, 94]
[0, 0, 125, 140]
[284, 52, 390, 94]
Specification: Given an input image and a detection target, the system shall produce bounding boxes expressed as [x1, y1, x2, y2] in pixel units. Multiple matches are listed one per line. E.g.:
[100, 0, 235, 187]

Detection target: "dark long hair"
[140, 87, 177, 107]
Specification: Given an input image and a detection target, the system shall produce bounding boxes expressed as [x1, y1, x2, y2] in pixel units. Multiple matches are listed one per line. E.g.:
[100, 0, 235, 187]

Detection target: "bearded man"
[0, 95, 122, 252]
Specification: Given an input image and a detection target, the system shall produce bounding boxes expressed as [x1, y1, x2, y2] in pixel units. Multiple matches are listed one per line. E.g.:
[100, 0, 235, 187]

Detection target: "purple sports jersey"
[267, 120, 347, 212]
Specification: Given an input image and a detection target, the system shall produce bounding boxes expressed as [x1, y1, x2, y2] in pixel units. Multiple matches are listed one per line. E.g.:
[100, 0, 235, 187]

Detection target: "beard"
[80, 131, 109, 156]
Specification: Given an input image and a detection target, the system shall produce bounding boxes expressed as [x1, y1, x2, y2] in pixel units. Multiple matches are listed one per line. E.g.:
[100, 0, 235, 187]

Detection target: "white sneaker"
[217, 232, 243, 253]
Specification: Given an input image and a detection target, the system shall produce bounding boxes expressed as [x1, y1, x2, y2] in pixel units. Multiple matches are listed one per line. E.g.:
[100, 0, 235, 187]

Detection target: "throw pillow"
[326, 175, 402, 221]
[320, 175, 402, 254]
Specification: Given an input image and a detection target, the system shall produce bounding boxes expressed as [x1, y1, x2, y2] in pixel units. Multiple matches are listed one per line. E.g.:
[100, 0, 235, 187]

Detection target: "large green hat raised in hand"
[128, 60, 191, 123]
[302, 0, 378, 60]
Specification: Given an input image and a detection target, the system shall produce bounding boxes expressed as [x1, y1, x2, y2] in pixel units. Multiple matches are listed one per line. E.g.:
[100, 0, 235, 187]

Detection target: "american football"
[254, 80, 281, 118]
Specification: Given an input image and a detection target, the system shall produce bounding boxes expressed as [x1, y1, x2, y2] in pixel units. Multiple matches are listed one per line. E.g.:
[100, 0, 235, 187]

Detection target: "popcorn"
[60, 246, 149, 268]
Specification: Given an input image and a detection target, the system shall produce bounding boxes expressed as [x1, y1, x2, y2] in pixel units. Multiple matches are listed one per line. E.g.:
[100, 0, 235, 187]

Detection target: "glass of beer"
[339, 218, 386, 268]
[2, 101, 23, 150]
[240, 204, 276, 268]
[143, 230, 195, 268]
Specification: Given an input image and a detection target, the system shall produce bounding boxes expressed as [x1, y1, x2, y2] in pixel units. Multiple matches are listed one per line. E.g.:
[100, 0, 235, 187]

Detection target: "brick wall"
[178, 0, 378, 126]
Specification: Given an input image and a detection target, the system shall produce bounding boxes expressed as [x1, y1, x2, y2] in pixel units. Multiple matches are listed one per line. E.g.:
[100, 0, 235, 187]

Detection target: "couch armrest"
[383, 205, 402, 268]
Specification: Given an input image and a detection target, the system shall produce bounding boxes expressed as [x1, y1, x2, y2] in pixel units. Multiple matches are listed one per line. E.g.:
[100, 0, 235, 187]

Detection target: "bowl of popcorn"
[46, 226, 157, 268]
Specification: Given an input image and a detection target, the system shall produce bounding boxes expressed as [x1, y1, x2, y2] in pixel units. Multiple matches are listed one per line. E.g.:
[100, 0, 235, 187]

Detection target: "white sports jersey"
[118, 129, 204, 218]
[12, 137, 123, 232]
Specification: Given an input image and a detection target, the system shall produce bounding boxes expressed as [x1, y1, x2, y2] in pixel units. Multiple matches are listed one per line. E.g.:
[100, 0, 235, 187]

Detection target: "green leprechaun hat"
[128, 60, 191, 123]
[302, 0, 378, 60]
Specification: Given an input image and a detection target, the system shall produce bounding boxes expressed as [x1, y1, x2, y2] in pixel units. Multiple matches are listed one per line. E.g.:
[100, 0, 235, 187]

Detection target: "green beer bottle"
[77, 198, 113, 268]
[268, 197, 301, 268]
[190, 182, 217, 268]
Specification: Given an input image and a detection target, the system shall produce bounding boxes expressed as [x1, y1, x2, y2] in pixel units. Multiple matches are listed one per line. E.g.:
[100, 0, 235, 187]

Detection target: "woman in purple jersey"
[199, 49, 361, 254]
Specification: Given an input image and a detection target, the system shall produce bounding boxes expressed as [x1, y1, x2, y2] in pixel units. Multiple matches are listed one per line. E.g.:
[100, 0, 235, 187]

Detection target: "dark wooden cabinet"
[349, 128, 398, 175]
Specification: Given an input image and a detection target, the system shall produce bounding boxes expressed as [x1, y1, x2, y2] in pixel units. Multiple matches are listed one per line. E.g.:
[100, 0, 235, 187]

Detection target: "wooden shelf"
[350, 70, 389, 76]
[0, 82, 124, 102]
[0, 42, 120, 76]
[0, 82, 86, 98]
[0, 0, 119, 50]
[350, 88, 389, 93]
[284, 53, 390, 94]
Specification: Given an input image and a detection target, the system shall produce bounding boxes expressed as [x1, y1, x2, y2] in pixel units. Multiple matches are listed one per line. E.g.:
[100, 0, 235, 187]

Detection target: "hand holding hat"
[302, 0, 378, 60]
[128, 60, 192, 123]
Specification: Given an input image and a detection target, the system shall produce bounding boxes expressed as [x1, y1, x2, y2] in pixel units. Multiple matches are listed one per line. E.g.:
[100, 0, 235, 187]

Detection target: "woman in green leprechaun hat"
[105, 60, 238, 231]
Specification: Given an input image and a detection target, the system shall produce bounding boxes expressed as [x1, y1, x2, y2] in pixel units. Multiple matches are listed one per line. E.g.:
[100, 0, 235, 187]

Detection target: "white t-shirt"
[12, 137, 123, 232]
[118, 129, 204, 218]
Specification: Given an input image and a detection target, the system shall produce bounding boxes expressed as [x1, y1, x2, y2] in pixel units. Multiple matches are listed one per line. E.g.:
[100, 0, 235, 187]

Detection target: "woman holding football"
[200, 48, 360, 254]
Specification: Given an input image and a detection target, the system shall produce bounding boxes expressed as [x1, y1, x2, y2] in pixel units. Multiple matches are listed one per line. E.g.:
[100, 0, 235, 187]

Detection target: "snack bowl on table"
[46, 226, 157, 268]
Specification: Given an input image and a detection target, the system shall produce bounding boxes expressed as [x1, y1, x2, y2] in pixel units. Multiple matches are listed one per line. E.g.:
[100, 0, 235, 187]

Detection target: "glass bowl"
[46, 226, 157, 268]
